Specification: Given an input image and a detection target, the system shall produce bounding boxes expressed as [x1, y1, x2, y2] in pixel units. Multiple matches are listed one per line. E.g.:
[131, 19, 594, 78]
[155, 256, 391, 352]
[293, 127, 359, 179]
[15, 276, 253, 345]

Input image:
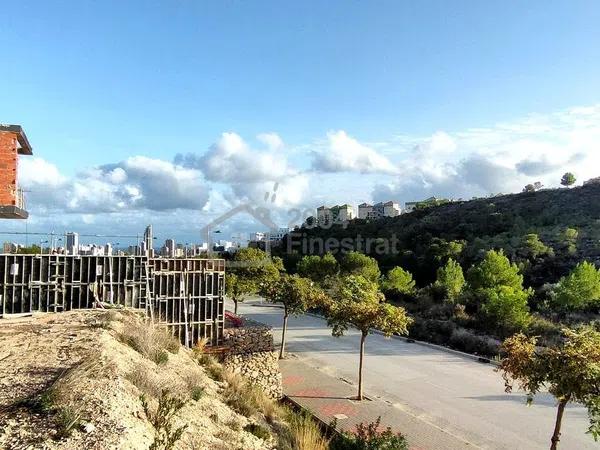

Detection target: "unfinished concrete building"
[0, 254, 225, 347]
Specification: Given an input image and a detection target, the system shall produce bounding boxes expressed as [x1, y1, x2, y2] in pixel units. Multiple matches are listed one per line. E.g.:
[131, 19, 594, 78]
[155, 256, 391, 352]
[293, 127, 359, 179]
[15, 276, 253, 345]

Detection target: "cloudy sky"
[2, 1, 600, 245]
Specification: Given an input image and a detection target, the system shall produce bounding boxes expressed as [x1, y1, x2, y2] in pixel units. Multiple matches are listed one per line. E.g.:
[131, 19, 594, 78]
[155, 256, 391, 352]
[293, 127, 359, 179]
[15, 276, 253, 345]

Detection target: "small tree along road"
[499, 327, 600, 450]
[262, 274, 328, 359]
[324, 275, 412, 400]
[225, 248, 281, 314]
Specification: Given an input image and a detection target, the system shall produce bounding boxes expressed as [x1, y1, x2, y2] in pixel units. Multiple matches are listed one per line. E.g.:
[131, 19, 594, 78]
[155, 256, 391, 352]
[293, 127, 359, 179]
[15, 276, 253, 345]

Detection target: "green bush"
[244, 423, 271, 441]
[526, 316, 562, 346]
[381, 267, 416, 297]
[408, 318, 456, 345]
[434, 259, 465, 301]
[190, 386, 205, 401]
[448, 328, 499, 357]
[141, 390, 188, 450]
[553, 261, 600, 310]
[329, 417, 408, 450]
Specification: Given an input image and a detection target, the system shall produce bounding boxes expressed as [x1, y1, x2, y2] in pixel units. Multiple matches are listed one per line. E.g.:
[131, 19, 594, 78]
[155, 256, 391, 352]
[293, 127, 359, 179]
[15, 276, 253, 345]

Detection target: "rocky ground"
[0, 310, 277, 450]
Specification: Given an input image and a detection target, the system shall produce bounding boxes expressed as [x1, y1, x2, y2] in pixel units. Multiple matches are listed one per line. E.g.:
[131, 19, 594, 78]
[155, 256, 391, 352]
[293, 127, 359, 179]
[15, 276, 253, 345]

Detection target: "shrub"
[192, 337, 209, 357]
[190, 386, 205, 401]
[526, 316, 562, 346]
[197, 355, 225, 382]
[244, 423, 271, 441]
[408, 318, 456, 345]
[553, 261, 600, 310]
[381, 267, 416, 297]
[141, 390, 188, 450]
[329, 417, 408, 450]
[126, 368, 162, 398]
[221, 371, 259, 417]
[448, 328, 499, 357]
[55, 407, 82, 440]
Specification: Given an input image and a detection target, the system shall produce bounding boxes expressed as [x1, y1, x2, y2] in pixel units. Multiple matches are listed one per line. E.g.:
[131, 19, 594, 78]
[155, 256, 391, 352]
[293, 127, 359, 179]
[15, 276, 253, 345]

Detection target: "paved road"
[233, 299, 596, 450]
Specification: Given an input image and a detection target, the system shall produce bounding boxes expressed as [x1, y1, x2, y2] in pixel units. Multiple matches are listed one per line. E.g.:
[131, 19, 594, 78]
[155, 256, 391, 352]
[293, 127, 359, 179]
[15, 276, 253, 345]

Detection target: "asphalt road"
[233, 298, 596, 450]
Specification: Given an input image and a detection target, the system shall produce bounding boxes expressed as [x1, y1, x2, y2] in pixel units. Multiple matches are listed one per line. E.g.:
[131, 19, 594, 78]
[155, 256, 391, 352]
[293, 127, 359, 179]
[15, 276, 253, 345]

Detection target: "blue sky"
[1, 1, 600, 244]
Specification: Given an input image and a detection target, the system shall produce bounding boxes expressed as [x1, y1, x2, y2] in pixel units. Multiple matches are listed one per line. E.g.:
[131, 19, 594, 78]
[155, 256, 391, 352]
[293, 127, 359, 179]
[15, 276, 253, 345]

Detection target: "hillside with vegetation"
[274, 183, 600, 357]
[0, 310, 332, 450]
[282, 183, 600, 285]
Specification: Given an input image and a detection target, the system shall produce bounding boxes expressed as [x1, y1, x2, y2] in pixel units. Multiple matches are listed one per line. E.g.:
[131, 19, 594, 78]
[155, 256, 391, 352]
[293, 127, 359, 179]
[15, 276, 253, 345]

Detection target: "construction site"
[0, 254, 226, 347]
[0, 125, 227, 348]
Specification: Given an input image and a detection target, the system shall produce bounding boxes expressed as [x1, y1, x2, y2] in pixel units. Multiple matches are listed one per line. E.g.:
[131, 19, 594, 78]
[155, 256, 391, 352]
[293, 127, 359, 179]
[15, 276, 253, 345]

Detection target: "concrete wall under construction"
[0, 254, 225, 347]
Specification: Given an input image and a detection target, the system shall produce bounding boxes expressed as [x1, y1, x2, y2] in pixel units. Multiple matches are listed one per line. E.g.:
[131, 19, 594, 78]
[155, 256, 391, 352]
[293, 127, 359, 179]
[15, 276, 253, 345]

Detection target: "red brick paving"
[282, 374, 304, 386]
[280, 358, 473, 450]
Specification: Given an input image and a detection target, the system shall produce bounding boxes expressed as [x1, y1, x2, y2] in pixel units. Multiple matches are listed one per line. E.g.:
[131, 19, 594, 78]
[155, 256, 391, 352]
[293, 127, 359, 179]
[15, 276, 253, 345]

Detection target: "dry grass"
[197, 354, 225, 382]
[222, 371, 260, 417]
[191, 333, 329, 448]
[284, 411, 329, 450]
[125, 367, 163, 398]
[192, 337, 209, 356]
[118, 317, 180, 365]
[30, 352, 112, 440]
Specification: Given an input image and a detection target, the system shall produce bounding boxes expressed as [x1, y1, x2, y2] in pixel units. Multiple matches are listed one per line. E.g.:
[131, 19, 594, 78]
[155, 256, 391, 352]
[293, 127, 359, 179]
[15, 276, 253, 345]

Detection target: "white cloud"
[175, 132, 309, 212]
[15, 104, 600, 240]
[257, 132, 284, 151]
[181, 132, 289, 184]
[19, 157, 66, 188]
[20, 156, 209, 214]
[312, 130, 399, 174]
[373, 104, 600, 203]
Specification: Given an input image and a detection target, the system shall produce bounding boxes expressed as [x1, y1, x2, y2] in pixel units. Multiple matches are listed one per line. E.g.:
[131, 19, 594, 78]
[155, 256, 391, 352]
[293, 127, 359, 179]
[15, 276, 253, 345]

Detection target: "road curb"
[240, 301, 500, 367]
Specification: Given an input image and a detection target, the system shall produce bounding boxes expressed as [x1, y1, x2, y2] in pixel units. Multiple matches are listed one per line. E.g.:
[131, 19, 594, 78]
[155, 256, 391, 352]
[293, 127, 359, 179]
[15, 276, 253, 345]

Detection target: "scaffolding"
[0, 254, 225, 347]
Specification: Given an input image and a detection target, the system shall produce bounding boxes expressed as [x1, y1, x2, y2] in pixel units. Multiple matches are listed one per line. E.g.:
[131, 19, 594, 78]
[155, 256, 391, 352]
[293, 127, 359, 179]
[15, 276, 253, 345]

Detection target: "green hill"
[280, 183, 600, 290]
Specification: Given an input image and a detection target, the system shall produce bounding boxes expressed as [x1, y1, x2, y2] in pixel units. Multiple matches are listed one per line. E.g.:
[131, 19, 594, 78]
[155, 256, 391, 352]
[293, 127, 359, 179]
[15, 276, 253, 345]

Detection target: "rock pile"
[223, 322, 283, 399]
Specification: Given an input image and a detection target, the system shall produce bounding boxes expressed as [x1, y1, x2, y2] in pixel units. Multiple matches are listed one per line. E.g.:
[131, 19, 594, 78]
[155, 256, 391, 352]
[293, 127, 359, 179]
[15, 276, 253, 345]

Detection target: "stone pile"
[223, 321, 283, 399]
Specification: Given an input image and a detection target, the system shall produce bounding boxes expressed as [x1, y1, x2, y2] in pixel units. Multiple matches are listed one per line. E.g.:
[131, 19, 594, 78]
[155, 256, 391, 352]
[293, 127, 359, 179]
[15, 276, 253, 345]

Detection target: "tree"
[339, 251, 381, 283]
[480, 285, 531, 332]
[468, 249, 527, 292]
[297, 253, 339, 283]
[225, 273, 254, 315]
[426, 238, 465, 263]
[499, 328, 600, 449]
[226, 248, 281, 314]
[16, 245, 42, 254]
[324, 275, 412, 400]
[560, 227, 579, 255]
[434, 259, 465, 301]
[467, 250, 532, 333]
[523, 182, 543, 193]
[561, 172, 576, 187]
[553, 261, 600, 310]
[381, 266, 416, 296]
[262, 274, 328, 358]
[521, 233, 553, 259]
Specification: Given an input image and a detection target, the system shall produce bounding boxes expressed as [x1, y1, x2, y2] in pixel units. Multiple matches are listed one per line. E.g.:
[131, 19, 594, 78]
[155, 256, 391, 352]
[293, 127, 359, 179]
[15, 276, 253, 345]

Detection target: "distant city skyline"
[2, 1, 600, 241]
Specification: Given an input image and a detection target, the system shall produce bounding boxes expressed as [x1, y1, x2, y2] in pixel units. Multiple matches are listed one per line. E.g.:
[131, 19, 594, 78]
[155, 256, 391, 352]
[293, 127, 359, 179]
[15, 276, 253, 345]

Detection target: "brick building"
[0, 125, 32, 219]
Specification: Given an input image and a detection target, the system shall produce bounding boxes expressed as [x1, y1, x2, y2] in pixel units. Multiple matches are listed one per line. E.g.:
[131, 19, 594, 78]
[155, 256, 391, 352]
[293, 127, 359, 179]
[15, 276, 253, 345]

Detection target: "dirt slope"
[0, 310, 273, 450]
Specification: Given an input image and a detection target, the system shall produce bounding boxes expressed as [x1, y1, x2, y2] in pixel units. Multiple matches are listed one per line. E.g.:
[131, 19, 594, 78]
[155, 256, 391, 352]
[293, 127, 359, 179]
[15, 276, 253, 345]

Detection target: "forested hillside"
[274, 183, 600, 355]
[281, 183, 600, 289]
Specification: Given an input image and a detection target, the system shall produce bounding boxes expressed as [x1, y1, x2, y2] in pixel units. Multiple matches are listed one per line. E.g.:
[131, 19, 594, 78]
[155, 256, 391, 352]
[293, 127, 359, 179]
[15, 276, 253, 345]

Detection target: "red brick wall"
[0, 132, 18, 206]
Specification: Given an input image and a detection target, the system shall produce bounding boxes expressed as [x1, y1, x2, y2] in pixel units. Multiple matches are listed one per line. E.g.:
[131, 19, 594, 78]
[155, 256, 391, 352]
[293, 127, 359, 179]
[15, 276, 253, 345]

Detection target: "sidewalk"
[280, 358, 476, 450]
